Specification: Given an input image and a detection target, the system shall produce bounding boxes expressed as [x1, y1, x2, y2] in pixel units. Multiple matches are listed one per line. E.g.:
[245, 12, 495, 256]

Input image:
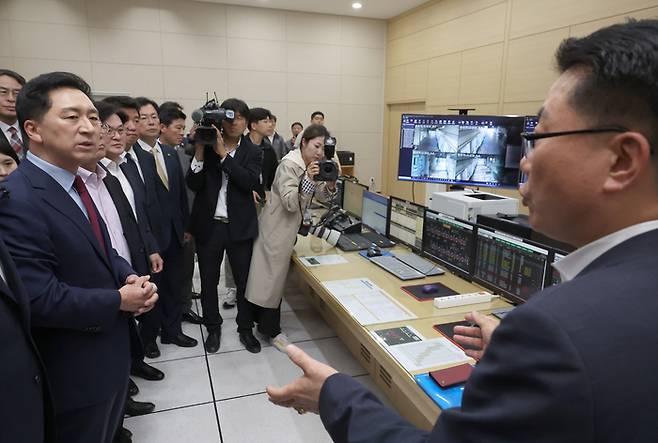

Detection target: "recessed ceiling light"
[352, 2, 363, 9]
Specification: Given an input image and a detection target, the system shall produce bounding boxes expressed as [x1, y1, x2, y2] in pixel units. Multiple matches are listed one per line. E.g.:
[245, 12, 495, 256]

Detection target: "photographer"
[245, 125, 338, 348]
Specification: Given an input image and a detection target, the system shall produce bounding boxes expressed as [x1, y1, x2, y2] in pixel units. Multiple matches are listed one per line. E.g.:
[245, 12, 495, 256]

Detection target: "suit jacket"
[134, 142, 189, 251]
[0, 159, 134, 413]
[268, 132, 288, 162]
[0, 234, 54, 443]
[175, 144, 195, 213]
[320, 229, 658, 443]
[186, 135, 263, 242]
[0, 126, 27, 159]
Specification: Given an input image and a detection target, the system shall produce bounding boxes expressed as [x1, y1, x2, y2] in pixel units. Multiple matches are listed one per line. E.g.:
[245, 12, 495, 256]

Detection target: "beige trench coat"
[245, 149, 328, 309]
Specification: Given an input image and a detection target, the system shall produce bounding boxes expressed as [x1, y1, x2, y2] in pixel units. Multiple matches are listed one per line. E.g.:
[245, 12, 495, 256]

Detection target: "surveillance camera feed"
[398, 114, 525, 188]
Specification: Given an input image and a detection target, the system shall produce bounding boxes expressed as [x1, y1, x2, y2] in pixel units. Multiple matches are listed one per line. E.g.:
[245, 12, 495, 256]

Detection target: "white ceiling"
[197, 0, 430, 19]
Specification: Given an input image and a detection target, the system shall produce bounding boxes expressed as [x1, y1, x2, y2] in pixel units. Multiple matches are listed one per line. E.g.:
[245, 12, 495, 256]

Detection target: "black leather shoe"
[131, 360, 164, 381]
[115, 427, 132, 443]
[128, 378, 139, 396]
[182, 310, 203, 324]
[161, 333, 198, 348]
[144, 341, 160, 359]
[204, 329, 221, 353]
[239, 331, 261, 354]
[222, 301, 235, 309]
[125, 397, 155, 416]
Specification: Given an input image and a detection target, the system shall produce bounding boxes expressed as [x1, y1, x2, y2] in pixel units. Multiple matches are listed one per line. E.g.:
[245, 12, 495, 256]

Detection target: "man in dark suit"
[0, 69, 27, 160]
[266, 20, 658, 442]
[0, 232, 54, 443]
[186, 98, 263, 354]
[134, 97, 197, 356]
[0, 72, 158, 443]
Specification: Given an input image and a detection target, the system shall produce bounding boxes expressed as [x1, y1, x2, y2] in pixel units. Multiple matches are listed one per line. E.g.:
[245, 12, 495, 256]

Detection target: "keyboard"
[395, 253, 444, 276]
[369, 256, 425, 280]
[337, 234, 373, 251]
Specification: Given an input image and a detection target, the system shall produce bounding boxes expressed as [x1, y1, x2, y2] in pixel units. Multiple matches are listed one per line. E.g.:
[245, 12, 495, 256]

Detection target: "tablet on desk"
[433, 321, 481, 351]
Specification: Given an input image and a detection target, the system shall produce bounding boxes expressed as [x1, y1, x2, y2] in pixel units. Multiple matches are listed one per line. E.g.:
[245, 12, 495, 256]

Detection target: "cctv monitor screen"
[519, 115, 538, 185]
[398, 114, 525, 188]
[361, 191, 389, 235]
[343, 181, 368, 218]
[387, 196, 425, 251]
[473, 226, 549, 304]
[422, 210, 475, 277]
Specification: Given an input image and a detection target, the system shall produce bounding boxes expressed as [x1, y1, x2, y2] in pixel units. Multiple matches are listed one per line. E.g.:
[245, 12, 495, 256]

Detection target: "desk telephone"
[319, 206, 362, 234]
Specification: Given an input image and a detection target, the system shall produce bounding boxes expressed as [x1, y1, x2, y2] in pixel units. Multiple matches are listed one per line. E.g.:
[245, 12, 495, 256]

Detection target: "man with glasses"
[267, 19, 658, 442]
[0, 69, 26, 160]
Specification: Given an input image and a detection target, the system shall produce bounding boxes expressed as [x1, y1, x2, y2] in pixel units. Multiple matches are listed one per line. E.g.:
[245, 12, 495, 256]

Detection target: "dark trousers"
[255, 302, 282, 338]
[197, 221, 256, 333]
[182, 237, 196, 311]
[139, 227, 184, 343]
[56, 378, 128, 443]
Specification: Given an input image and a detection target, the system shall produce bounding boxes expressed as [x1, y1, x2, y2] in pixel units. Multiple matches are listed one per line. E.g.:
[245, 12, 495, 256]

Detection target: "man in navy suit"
[0, 72, 158, 443]
[266, 20, 658, 442]
[0, 232, 54, 442]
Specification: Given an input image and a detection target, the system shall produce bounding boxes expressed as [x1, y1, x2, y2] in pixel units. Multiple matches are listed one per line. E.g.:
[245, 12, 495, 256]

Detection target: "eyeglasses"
[101, 123, 125, 137]
[521, 126, 629, 154]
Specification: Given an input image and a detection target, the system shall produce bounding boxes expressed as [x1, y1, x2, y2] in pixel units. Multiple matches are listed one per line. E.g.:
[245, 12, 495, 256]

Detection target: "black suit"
[186, 136, 263, 331]
[0, 126, 26, 159]
[0, 234, 54, 443]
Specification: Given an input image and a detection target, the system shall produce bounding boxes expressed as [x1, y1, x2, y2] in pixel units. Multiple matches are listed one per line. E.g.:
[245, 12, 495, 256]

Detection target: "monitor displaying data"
[398, 114, 525, 188]
[473, 227, 549, 304]
[387, 196, 425, 251]
[519, 115, 539, 185]
[361, 191, 389, 235]
[343, 181, 368, 218]
[548, 252, 565, 286]
[422, 210, 475, 277]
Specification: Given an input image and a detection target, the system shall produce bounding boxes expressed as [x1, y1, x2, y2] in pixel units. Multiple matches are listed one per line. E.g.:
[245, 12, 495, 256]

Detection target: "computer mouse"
[422, 284, 438, 294]
[366, 245, 382, 257]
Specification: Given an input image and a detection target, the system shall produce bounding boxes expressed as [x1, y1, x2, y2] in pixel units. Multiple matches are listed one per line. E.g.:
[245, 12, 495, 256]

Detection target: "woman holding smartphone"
[245, 124, 338, 348]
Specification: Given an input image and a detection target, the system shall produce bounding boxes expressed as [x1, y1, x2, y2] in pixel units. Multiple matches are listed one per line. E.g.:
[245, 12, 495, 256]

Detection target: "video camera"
[314, 136, 339, 181]
[190, 96, 234, 146]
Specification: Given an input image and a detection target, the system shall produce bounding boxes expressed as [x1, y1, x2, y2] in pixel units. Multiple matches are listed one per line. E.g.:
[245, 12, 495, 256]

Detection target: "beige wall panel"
[503, 28, 569, 103]
[341, 76, 384, 105]
[162, 66, 228, 100]
[226, 6, 286, 41]
[285, 12, 341, 45]
[404, 60, 429, 102]
[159, 0, 227, 36]
[384, 66, 405, 103]
[502, 101, 544, 116]
[339, 104, 384, 134]
[287, 103, 342, 132]
[91, 63, 163, 97]
[0, 57, 14, 70]
[162, 33, 227, 69]
[459, 43, 504, 104]
[389, 28, 433, 67]
[12, 22, 90, 62]
[287, 43, 340, 75]
[341, 46, 386, 77]
[0, 22, 12, 57]
[569, 6, 658, 37]
[228, 70, 287, 103]
[88, 0, 159, 31]
[287, 73, 341, 104]
[337, 132, 383, 184]
[13, 59, 92, 83]
[227, 38, 286, 72]
[91, 28, 161, 65]
[5, 0, 87, 26]
[426, 53, 461, 106]
[388, 3, 439, 42]
[341, 17, 388, 49]
[427, 103, 499, 115]
[509, 0, 658, 38]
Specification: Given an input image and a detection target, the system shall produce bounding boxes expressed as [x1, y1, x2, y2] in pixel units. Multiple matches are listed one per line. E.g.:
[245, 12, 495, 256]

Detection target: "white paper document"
[299, 255, 348, 267]
[322, 278, 417, 325]
[385, 337, 470, 373]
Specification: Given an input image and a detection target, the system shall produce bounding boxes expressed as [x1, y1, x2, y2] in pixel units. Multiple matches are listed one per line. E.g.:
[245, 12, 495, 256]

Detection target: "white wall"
[0, 0, 387, 184]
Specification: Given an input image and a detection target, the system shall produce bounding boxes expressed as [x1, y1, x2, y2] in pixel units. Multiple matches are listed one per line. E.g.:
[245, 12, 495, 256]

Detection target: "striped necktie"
[7, 127, 24, 159]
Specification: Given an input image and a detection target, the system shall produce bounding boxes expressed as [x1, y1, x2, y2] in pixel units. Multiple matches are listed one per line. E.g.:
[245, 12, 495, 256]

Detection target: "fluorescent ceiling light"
[352, 2, 363, 10]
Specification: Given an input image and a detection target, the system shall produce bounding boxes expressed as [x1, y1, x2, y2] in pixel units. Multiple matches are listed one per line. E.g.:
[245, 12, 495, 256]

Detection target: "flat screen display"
[343, 181, 368, 218]
[361, 191, 388, 235]
[387, 196, 425, 251]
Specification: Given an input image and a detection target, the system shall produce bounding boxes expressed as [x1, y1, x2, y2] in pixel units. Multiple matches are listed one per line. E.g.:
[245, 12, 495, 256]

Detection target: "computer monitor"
[387, 196, 425, 251]
[422, 209, 475, 278]
[519, 115, 538, 185]
[361, 191, 389, 235]
[472, 226, 549, 304]
[343, 181, 368, 218]
[397, 114, 525, 188]
[547, 251, 566, 287]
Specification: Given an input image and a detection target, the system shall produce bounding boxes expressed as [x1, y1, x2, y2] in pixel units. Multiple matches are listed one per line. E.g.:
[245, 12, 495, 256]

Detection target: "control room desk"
[291, 236, 512, 430]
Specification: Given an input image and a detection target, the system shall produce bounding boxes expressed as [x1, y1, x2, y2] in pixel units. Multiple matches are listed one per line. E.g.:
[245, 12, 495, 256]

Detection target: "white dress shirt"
[77, 165, 132, 265]
[190, 141, 239, 219]
[553, 220, 658, 282]
[101, 156, 137, 219]
[0, 120, 22, 145]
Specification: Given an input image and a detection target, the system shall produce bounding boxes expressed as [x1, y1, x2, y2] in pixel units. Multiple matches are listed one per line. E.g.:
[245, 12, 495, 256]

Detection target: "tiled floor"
[125, 270, 390, 442]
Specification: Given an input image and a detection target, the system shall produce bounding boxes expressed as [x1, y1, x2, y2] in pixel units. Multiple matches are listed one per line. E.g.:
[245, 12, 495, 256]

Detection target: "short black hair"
[0, 69, 26, 86]
[291, 121, 303, 130]
[135, 97, 160, 114]
[248, 107, 272, 131]
[94, 101, 119, 123]
[16, 71, 93, 142]
[271, 114, 277, 122]
[310, 111, 324, 120]
[555, 19, 658, 147]
[159, 106, 187, 126]
[160, 101, 183, 111]
[0, 140, 20, 165]
[102, 96, 139, 113]
[219, 98, 249, 120]
[300, 124, 330, 146]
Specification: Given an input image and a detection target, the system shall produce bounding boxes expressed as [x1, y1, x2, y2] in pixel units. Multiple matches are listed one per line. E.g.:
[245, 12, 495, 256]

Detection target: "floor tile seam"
[124, 399, 216, 418]
[205, 334, 340, 358]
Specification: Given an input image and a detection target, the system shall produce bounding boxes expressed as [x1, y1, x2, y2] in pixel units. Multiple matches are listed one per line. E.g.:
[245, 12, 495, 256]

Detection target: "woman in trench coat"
[245, 124, 336, 345]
